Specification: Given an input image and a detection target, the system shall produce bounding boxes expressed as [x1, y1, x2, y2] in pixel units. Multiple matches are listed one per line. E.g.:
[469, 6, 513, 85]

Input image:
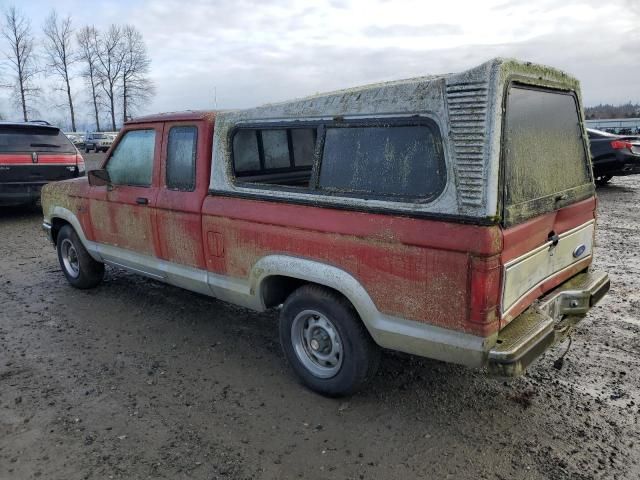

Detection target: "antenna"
[213, 86, 217, 109]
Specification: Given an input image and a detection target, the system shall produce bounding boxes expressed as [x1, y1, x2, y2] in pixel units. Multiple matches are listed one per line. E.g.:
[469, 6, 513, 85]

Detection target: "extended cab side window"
[106, 129, 156, 186]
[232, 128, 317, 187]
[166, 126, 197, 191]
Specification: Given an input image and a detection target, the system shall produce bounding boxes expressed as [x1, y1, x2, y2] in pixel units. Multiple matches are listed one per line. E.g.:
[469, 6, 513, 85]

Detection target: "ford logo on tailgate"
[573, 244, 587, 258]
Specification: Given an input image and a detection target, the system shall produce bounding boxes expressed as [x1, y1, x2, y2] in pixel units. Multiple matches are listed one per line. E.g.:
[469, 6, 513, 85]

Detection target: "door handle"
[136, 197, 149, 205]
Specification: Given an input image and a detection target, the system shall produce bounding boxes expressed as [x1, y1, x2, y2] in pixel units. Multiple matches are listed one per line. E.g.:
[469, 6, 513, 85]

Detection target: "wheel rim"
[60, 238, 80, 278]
[291, 309, 343, 379]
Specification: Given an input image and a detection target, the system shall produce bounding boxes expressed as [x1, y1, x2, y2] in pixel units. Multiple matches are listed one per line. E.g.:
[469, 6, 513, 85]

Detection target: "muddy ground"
[0, 153, 638, 480]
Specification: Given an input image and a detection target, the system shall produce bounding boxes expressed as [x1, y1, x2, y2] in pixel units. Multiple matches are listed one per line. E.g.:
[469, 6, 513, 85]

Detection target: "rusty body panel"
[86, 122, 163, 257]
[202, 196, 502, 336]
[41, 178, 93, 241]
[154, 119, 215, 269]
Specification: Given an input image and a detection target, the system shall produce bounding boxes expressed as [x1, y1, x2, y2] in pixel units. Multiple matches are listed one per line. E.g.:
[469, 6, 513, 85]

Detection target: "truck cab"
[42, 58, 609, 396]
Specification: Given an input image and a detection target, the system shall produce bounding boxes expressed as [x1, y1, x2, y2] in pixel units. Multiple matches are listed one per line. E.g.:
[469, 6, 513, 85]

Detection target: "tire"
[85, 146, 90, 153]
[56, 225, 105, 289]
[279, 284, 381, 396]
[595, 175, 612, 186]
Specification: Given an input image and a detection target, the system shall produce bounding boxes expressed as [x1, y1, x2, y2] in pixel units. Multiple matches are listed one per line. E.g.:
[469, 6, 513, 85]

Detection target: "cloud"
[133, 0, 640, 111]
[363, 24, 463, 37]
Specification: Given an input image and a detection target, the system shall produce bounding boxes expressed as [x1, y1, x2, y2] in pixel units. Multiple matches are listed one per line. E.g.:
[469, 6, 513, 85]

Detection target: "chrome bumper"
[42, 221, 54, 245]
[488, 270, 610, 376]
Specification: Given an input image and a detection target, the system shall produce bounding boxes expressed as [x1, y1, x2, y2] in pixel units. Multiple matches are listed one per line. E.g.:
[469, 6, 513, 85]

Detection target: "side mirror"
[88, 169, 111, 187]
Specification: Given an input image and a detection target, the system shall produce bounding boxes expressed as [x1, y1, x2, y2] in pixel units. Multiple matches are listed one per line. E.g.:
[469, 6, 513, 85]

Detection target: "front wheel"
[56, 225, 104, 289]
[279, 285, 381, 396]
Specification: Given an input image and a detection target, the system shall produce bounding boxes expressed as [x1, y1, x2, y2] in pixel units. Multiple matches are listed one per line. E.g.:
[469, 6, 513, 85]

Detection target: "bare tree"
[77, 25, 101, 131]
[1, 6, 39, 121]
[120, 25, 154, 122]
[95, 25, 125, 131]
[43, 10, 77, 131]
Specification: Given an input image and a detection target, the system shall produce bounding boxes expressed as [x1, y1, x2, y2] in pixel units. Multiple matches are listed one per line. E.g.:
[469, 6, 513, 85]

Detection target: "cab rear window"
[0, 126, 76, 153]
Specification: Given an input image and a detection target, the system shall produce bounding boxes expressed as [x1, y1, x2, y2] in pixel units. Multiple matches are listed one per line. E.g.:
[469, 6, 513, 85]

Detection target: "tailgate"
[499, 198, 597, 325]
[502, 220, 594, 319]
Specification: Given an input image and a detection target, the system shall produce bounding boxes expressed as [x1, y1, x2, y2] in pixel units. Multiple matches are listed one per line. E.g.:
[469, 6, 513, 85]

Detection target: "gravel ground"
[0, 153, 638, 479]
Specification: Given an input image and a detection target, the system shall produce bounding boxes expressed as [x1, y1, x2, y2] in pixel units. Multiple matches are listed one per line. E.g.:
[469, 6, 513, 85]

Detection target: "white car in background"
[64, 133, 85, 149]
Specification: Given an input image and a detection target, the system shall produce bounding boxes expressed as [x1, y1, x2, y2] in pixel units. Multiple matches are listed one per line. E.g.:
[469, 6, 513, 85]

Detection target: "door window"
[106, 129, 156, 186]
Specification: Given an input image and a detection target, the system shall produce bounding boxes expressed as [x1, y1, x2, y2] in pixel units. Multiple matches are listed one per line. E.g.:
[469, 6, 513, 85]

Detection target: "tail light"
[610, 140, 633, 150]
[76, 153, 86, 175]
[469, 255, 501, 333]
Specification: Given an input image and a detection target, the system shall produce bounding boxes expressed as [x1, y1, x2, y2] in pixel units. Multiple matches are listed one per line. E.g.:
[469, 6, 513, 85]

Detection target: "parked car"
[587, 128, 640, 185]
[84, 132, 114, 153]
[42, 58, 609, 396]
[0, 122, 85, 207]
[65, 133, 85, 149]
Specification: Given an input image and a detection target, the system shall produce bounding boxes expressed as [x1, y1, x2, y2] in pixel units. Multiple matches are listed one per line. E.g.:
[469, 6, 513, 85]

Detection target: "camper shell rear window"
[230, 118, 446, 203]
[502, 84, 593, 226]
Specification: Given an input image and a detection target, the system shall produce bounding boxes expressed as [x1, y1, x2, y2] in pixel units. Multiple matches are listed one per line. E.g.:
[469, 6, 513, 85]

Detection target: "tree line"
[0, 5, 154, 132]
[585, 103, 640, 120]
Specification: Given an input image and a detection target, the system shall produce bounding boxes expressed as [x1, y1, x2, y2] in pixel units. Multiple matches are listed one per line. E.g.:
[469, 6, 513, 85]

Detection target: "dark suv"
[0, 122, 85, 206]
[587, 128, 640, 185]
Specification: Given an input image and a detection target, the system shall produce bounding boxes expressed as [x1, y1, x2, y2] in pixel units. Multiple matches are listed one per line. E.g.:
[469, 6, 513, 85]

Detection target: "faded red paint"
[154, 119, 214, 269]
[501, 197, 596, 261]
[87, 122, 163, 257]
[498, 197, 596, 326]
[201, 198, 501, 335]
[68, 112, 596, 339]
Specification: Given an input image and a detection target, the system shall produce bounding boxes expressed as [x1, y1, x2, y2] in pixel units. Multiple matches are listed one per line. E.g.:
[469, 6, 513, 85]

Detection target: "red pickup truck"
[42, 58, 609, 396]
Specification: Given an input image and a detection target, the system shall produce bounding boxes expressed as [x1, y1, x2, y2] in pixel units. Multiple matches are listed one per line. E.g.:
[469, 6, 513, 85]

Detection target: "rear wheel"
[595, 175, 612, 186]
[56, 225, 104, 289]
[279, 284, 381, 396]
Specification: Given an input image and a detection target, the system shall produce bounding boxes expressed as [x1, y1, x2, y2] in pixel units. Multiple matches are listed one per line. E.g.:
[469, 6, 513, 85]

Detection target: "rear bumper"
[0, 182, 45, 206]
[488, 270, 610, 376]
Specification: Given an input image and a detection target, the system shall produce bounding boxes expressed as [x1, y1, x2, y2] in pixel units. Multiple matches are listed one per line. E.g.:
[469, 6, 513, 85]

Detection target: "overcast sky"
[1, 0, 639, 128]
